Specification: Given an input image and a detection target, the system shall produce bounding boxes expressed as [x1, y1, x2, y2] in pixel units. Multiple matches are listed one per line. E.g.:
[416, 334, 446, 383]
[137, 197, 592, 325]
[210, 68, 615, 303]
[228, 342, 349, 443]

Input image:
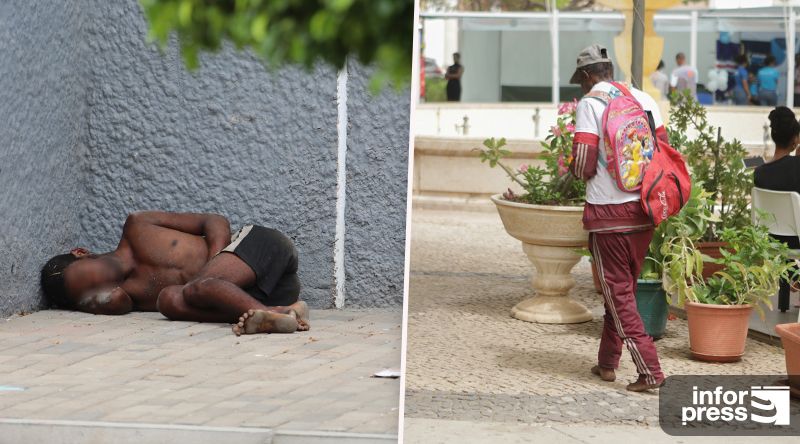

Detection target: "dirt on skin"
[231, 301, 310, 336]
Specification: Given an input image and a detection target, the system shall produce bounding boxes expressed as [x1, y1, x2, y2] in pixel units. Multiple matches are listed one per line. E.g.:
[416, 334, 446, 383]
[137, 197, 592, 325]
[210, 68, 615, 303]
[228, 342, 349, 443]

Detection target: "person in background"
[732, 54, 752, 105]
[670, 52, 697, 98]
[650, 60, 669, 100]
[445, 52, 464, 102]
[754, 106, 800, 310]
[794, 53, 800, 106]
[748, 72, 760, 105]
[757, 55, 780, 106]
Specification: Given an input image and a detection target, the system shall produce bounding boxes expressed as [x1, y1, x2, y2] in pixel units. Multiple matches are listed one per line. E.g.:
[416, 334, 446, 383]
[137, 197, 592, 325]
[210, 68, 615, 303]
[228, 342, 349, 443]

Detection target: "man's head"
[734, 54, 748, 67]
[569, 44, 614, 94]
[41, 248, 122, 308]
[768, 106, 800, 150]
[657, 60, 665, 71]
[676, 52, 686, 66]
[765, 55, 776, 66]
[453, 52, 460, 63]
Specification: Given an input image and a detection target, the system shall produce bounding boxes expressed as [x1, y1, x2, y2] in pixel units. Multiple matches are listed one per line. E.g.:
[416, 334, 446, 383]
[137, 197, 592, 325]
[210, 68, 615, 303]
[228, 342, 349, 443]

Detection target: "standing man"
[445, 52, 464, 102]
[670, 52, 697, 98]
[757, 55, 780, 106]
[568, 44, 666, 392]
[794, 54, 800, 106]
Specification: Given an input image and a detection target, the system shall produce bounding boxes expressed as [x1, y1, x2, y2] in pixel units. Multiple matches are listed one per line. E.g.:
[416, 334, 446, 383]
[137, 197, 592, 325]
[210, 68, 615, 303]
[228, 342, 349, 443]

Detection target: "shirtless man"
[40, 211, 309, 335]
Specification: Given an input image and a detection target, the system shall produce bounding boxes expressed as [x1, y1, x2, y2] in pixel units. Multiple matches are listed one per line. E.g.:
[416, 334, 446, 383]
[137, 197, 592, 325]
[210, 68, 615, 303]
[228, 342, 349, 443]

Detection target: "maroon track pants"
[589, 229, 664, 385]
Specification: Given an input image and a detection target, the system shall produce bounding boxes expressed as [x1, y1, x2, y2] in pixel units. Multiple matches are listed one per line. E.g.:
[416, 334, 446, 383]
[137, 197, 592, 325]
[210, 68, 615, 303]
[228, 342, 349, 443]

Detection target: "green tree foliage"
[140, 0, 413, 89]
[667, 90, 751, 241]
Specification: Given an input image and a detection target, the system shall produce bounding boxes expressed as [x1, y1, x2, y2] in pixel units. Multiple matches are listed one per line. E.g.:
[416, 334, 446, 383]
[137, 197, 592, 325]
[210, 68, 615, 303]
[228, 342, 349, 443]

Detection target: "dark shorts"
[221, 225, 301, 306]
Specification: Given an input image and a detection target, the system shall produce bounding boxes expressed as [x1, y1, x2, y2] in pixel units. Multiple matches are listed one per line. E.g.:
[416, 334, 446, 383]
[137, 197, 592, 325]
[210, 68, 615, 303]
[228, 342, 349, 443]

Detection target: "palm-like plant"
[661, 220, 796, 318]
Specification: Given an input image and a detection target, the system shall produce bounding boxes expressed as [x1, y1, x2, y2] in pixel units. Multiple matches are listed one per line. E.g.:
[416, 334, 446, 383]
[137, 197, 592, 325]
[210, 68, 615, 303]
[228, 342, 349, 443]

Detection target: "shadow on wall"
[0, 0, 409, 316]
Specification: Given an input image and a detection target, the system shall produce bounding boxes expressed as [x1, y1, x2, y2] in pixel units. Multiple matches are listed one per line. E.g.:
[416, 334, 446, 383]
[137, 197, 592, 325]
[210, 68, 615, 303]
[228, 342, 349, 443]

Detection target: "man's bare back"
[41, 211, 309, 334]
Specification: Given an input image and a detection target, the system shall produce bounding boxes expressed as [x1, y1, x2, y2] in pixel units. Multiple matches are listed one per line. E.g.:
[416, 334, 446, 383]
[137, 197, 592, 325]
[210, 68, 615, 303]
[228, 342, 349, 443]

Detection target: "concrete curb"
[0, 419, 397, 444]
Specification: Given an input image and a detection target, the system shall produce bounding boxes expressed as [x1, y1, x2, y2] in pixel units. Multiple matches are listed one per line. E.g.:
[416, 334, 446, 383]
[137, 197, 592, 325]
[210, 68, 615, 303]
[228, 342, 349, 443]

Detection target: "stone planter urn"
[492, 194, 592, 324]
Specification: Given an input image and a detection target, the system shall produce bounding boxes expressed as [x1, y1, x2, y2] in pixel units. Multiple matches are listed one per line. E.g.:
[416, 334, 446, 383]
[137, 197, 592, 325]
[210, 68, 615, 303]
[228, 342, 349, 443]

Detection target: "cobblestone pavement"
[0, 308, 401, 435]
[404, 210, 790, 426]
[404, 418, 800, 444]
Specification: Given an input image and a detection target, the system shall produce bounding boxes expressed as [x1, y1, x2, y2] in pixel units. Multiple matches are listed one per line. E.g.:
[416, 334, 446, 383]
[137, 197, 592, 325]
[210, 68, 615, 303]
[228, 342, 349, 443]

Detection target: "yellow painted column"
[597, 0, 681, 100]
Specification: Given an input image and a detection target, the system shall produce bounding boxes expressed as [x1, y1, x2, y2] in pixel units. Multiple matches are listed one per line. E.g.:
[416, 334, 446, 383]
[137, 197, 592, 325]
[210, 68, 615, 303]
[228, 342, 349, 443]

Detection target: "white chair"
[751, 187, 800, 321]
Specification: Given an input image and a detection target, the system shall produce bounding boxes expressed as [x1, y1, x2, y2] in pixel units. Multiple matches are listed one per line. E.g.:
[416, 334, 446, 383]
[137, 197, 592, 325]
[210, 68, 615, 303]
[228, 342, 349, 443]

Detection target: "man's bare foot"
[591, 365, 616, 382]
[289, 301, 310, 331]
[232, 309, 298, 336]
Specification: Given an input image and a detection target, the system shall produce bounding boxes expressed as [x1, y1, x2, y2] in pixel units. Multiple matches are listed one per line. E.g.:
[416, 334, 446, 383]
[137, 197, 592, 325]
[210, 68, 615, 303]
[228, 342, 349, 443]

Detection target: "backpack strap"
[609, 81, 634, 98]
[584, 90, 611, 105]
[645, 110, 659, 152]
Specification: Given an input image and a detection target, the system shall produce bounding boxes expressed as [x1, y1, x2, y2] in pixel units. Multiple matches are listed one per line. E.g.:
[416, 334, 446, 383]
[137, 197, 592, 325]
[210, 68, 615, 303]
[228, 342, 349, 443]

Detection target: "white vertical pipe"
[788, 10, 796, 108]
[550, 7, 560, 105]
[690, 11, 698, 70]
[334, 64, 348, 309]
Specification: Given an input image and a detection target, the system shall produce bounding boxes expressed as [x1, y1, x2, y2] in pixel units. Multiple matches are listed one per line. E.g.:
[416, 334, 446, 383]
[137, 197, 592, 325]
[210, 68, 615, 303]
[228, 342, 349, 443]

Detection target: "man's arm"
[570, 99, 600, 181]
[125, 211, 231, 258]
[75, 287, 133, 315]
[570, 133, 600, 181]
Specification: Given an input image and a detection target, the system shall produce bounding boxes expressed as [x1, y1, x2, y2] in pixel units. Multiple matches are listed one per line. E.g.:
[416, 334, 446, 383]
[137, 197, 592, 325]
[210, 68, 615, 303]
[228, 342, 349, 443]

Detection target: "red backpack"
[609, 82, 691, 225]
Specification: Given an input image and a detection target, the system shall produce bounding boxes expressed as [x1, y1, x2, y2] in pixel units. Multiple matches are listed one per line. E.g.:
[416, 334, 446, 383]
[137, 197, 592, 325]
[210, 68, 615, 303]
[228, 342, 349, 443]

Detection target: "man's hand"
[76, 287, 133, 315]
[203, 216, 232, 260]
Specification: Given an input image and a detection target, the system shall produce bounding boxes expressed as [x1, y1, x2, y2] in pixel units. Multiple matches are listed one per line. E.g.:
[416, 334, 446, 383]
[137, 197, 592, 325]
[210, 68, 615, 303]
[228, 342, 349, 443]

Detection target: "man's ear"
[70, 248, 90, 258]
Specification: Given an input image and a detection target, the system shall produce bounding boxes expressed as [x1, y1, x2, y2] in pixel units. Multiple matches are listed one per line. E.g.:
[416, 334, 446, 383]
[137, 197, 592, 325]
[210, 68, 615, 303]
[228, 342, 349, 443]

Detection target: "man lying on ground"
[40, 211, 308, 335]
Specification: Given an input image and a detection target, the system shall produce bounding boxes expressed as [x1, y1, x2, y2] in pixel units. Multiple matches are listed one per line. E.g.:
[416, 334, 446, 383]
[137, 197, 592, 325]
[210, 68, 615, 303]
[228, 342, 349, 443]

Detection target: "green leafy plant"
[661, 218, 796, 318]
[139, 0, 413, 90]
[640, 183, 719, 281]
[668, 90, 752, 241]
[424, 77, 447, 102]
[476, 101, 585, 205]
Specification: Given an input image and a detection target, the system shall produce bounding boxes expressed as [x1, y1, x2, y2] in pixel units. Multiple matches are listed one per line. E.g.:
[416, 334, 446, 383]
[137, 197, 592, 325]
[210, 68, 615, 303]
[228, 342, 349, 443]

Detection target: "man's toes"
[232, 324, 242, 336]
[247, 309, 256, 317]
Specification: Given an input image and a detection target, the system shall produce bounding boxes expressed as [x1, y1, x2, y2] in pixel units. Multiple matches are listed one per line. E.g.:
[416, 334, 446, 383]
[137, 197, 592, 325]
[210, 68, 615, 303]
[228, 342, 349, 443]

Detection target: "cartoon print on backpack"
[617, 122, 655, 190]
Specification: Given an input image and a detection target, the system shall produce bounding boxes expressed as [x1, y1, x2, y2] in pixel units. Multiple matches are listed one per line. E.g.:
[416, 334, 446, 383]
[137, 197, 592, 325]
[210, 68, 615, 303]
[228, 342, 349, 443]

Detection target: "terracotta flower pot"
[686, 302, 752, 362]
[775, 323, 800, 390]
[697, 241, 729, 280]
[591, 260, 603, 294]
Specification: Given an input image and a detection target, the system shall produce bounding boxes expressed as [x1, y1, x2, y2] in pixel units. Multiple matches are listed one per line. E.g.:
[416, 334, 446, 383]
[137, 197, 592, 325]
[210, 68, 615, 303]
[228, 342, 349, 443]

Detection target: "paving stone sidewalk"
[0, 308, 401, 436]
[404, 209, 793, 427]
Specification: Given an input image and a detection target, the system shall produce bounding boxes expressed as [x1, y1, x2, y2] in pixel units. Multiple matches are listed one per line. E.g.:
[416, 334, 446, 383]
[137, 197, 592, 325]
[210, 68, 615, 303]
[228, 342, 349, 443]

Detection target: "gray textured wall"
[344, 62, 409, 307]
[0, 2, 89, 315]
[0, 0, 409, 315]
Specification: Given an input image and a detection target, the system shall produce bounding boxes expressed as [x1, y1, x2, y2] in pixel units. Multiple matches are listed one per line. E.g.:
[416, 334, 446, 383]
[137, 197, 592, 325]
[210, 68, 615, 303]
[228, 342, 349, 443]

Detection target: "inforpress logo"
[660, 375, 800, 436]
[750, 386, 791, 425]
[681, 385, 790, 426]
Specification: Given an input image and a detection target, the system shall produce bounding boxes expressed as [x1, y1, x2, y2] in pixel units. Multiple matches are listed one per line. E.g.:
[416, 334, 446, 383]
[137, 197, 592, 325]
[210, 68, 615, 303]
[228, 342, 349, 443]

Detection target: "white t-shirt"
[650, 70, 669, 99]
[670, 65, 698, 96]
[574, 81, 664, 205]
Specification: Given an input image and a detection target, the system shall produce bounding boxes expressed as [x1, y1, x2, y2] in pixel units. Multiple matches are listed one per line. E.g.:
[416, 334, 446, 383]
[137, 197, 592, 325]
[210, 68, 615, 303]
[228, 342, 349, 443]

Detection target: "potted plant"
[667, 91, 752, 278]
[636, 184, 718, 339]
[775, 322, 800, 393]
[477, 100, 593, 324]
[662, 221, 795, 362]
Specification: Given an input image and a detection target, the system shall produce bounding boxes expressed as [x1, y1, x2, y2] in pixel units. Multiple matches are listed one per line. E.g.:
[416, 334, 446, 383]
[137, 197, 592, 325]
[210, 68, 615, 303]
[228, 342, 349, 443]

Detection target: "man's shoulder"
[630, 87, 658, 109]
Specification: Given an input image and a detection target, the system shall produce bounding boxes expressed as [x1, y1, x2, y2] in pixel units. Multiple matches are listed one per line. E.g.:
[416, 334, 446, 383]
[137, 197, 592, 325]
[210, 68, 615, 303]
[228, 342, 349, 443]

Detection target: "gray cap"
[569, 44, 612, 84]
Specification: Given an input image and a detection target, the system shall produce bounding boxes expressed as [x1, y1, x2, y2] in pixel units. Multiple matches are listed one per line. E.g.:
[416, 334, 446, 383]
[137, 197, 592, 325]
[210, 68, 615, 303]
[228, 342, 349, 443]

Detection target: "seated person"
[40, 211, 308, 335]
[754, 107, 800, 310]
